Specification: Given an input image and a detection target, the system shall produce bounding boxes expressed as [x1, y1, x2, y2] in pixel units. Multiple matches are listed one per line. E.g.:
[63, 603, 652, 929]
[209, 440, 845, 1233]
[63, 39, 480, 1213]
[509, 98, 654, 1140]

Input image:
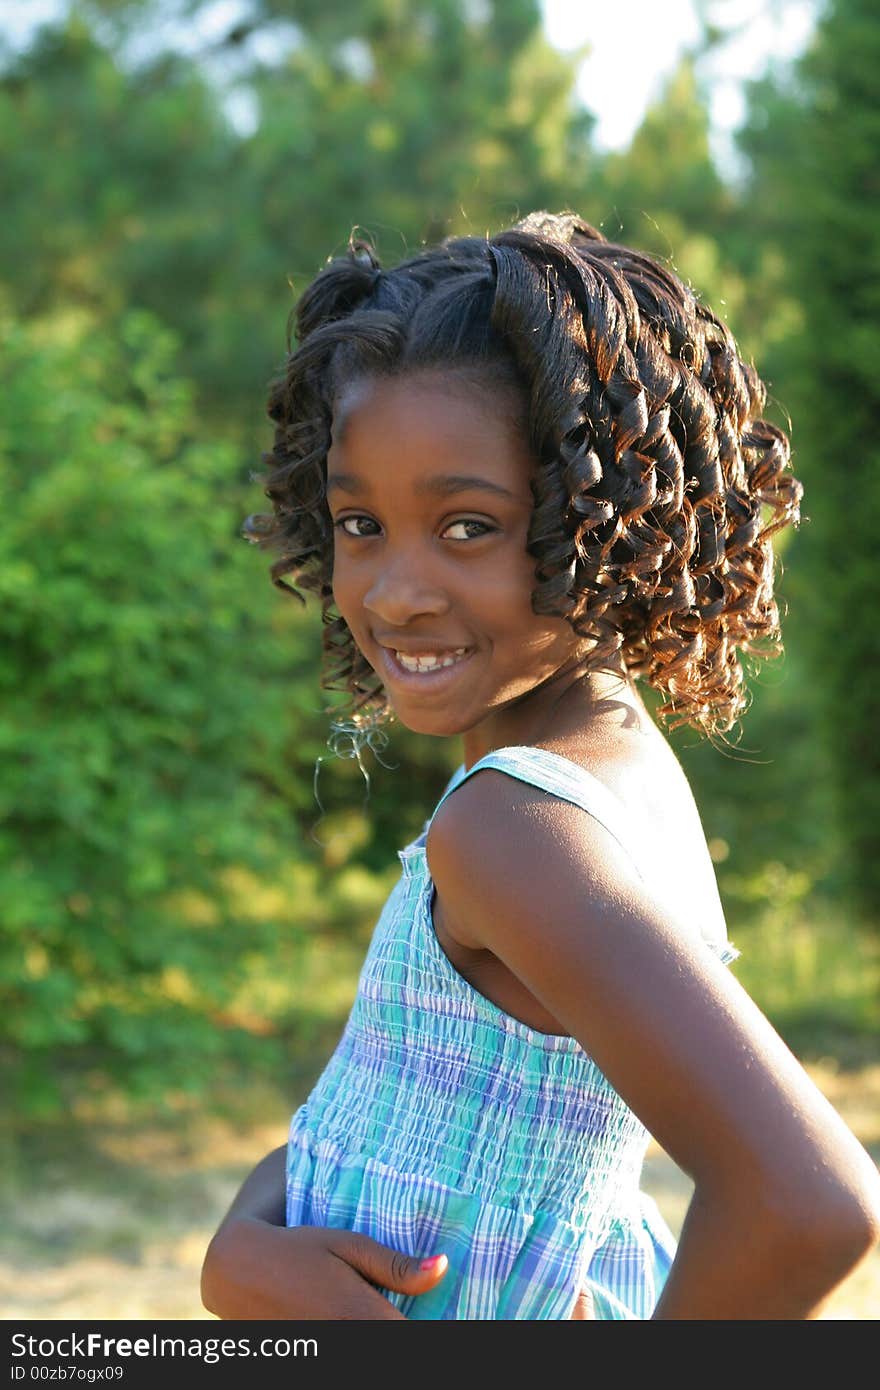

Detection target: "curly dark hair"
[244, 211, 802, 739]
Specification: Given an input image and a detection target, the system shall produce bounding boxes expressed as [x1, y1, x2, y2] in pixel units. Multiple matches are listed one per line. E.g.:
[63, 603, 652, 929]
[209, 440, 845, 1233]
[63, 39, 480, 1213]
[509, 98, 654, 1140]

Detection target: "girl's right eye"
[334, 516, 380, 538]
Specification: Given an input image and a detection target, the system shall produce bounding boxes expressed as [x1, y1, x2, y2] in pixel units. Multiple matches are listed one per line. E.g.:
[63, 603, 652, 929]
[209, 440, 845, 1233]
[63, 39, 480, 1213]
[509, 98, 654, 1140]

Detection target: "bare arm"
[201, 1145, 448, 1319]
[214, 1143, 287, 1228]
[427, 772, 880, 1320]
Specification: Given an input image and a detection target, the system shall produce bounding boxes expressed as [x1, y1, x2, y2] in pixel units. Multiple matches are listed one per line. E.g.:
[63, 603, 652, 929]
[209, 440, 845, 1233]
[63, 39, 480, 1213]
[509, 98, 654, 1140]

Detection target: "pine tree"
[740, 0, 880, 922]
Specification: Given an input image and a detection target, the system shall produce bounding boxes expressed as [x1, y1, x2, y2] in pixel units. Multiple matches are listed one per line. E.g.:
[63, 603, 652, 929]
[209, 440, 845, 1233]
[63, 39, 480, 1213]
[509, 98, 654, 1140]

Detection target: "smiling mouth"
[393, 647, 470, 672]
[379, 646, 475, 684]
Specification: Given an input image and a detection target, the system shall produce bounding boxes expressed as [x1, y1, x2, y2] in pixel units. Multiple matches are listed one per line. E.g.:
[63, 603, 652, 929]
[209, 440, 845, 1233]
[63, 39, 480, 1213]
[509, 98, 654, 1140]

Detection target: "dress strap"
[429, 745, 653, 884]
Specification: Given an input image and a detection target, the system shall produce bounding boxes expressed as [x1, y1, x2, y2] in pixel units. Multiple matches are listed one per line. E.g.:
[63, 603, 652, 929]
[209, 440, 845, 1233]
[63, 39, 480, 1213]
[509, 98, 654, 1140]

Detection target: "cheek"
[508, 546, 576, 638]
[330, 566, 363, 642]
[485, 550, 541, 631]
[496, 558, 578, 655]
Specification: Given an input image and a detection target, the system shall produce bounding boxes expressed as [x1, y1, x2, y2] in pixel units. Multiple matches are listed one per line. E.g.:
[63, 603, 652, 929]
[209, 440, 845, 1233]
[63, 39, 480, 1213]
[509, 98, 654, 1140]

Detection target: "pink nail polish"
[420, 1253, 447, 1271]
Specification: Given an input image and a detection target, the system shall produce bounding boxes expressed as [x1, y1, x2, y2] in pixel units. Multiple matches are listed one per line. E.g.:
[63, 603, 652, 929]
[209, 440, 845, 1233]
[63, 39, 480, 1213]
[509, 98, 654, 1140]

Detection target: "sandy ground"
[1, 1060, 878, 1321]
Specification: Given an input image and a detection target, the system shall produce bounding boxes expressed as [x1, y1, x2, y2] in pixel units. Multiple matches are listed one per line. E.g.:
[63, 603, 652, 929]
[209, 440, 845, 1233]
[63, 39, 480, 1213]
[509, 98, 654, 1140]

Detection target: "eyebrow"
[325, 472, 516, 501]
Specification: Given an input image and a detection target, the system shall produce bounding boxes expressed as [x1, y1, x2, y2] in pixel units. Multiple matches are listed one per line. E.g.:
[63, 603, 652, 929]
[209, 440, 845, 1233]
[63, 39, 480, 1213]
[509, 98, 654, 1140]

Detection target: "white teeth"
[395, 647, 468, 672]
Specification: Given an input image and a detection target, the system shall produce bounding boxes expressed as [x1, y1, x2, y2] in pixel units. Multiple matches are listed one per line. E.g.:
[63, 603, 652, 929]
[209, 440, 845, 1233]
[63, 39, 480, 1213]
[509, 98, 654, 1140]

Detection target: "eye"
[334, 516, 381, 538]
[442, 519, 496, 541]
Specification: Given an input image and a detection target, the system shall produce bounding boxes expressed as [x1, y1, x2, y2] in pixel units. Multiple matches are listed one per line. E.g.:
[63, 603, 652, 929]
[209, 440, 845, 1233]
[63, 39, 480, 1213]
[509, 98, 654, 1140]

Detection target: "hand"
[201, 1217, 449, 1320]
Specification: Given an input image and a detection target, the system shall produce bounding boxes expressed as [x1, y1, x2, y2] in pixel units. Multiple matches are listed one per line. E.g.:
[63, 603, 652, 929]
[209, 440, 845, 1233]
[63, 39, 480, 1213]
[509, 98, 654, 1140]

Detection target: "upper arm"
[427, 771, 880, 1237]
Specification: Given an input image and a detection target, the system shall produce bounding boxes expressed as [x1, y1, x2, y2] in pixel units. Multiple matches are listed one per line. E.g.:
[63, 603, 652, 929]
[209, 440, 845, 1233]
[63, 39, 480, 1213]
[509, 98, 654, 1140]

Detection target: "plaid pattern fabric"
[286, 746, 740, 1319]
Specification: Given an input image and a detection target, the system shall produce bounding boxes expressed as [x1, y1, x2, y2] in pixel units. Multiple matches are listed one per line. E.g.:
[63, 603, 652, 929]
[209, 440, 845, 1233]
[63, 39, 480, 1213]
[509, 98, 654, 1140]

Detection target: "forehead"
[327, 372, 535, 495]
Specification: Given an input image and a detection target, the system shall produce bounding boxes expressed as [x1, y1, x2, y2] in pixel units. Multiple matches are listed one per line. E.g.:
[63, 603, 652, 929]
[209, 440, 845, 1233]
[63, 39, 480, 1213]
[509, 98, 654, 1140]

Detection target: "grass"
[720, 865, 880, 1062]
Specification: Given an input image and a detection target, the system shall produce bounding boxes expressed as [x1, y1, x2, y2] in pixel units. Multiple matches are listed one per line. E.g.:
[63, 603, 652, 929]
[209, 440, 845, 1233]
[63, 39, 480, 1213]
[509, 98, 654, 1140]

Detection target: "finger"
[332, 1231, 449, 1294]
[570, 1288, 596, 1320]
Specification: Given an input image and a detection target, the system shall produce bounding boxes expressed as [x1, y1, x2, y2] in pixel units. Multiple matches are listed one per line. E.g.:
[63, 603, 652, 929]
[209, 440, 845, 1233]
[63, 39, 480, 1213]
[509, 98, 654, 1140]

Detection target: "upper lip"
[377, 639, 472, 654]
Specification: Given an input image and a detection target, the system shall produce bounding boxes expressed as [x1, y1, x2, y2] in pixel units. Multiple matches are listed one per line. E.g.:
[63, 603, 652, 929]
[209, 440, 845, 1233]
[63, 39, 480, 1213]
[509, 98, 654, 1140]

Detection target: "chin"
[387, 704, 469, 739]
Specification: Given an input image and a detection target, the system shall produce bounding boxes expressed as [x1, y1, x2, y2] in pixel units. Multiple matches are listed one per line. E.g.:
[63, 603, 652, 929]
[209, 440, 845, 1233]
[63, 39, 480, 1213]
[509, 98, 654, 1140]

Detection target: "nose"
[362, 549, 451, 626]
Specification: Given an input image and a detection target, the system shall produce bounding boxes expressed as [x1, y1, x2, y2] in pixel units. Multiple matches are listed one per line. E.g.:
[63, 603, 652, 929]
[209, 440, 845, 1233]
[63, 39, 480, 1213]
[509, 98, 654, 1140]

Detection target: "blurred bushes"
[0, 309, 349, 1113]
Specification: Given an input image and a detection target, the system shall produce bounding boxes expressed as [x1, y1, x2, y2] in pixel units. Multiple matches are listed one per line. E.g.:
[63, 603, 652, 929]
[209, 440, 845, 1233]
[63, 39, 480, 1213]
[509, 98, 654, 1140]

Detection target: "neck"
[461, 656, 652, 770]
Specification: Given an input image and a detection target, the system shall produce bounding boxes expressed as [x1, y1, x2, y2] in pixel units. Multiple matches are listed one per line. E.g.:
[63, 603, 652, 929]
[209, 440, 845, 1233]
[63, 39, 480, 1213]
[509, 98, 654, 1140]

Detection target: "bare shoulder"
[426, 760, 679, 956]
[426, 731, 722, 953]
[427, 762, 641, 923]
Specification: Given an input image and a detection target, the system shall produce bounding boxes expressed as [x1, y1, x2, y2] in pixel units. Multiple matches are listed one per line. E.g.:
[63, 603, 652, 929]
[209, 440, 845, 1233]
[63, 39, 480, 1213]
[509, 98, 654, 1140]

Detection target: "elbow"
[200, 1234, 221, 1318]
[829, 1176, 880, 1269]
[815, 1149, 880, 1265]
[781, 1209, 880, 1299]
[769, 1165, 880, 1279]
[802, 1204, 880, 1274]
[200, 1223, 235, 1319]
[714, 1145, 880, 1281]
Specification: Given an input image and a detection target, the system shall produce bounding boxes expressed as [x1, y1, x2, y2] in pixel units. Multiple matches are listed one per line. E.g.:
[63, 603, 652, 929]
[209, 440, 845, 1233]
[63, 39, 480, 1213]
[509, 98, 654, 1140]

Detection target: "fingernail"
[420, 1254, 447, 1272]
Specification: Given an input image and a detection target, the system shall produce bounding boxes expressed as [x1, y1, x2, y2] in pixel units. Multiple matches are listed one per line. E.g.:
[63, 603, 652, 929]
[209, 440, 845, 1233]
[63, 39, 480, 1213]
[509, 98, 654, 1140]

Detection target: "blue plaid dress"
[286, 745, 740, 1319]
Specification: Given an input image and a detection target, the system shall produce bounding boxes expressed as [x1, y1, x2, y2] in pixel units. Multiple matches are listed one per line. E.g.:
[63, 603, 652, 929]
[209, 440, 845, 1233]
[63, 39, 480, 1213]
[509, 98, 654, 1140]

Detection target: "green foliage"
[0, 309, 343, 1112]
[592, 58, 727, 240]
[0, 2, 591, 437]
[722, 862, 880, 1059]
[0, 17, 256, 426]
[738, 0, 880, 921]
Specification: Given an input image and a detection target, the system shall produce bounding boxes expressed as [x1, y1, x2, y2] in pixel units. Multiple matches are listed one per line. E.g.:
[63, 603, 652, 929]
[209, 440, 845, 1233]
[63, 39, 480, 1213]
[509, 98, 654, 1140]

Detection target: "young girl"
[201, 212, 880, 1320]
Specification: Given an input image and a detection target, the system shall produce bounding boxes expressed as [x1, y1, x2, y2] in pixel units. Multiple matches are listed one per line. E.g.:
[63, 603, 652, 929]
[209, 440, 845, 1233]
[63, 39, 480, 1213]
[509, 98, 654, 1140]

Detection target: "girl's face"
[326, 371, 590, 756]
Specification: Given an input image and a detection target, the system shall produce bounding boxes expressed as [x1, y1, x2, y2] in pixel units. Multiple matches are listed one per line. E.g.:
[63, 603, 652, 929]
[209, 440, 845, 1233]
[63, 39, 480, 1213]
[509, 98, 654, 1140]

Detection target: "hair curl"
[244, 211, 802, 740]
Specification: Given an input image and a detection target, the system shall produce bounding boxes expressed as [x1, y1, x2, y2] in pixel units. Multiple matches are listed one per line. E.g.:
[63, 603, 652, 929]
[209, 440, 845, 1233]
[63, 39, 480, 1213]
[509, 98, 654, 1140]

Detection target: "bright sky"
[543, 0, 817, 163]
[3, 0, 818, 169]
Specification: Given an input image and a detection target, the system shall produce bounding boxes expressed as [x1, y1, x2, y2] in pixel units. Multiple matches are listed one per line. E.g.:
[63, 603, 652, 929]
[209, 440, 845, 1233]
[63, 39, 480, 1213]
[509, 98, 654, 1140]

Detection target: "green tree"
[0, 1, 594, 438]
[0, 17, 252, 427]
[0, 308, 330, 1112]
[592, 58, 727, 240]
[738, 0, 880, 922]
